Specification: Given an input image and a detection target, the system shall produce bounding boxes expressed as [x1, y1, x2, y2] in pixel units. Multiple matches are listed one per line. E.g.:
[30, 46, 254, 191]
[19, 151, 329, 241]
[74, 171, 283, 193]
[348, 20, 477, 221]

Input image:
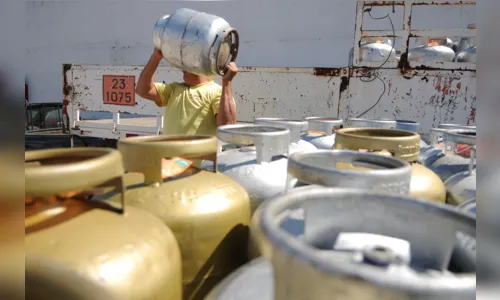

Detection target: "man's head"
[183, 71, 213, 87]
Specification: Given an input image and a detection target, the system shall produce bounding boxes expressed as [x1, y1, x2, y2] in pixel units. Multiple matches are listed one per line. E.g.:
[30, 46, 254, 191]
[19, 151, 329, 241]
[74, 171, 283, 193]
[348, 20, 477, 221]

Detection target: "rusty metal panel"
[67, 64, 476, 139]
[67, 64, 345, 122]
[232, 67, 345, 121]
[340, 68, 476, 133]
[67, 64, 165, 116]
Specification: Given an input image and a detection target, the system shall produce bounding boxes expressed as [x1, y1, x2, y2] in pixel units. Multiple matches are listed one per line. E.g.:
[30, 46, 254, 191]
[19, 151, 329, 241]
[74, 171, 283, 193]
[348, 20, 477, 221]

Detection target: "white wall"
[26, 0, 475, 104]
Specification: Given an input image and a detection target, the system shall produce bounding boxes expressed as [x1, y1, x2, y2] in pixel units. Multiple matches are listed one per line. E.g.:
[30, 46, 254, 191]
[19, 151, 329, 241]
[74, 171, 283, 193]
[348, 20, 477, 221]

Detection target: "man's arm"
[136, 49, 164, 107]
[216, 62, 238, 126]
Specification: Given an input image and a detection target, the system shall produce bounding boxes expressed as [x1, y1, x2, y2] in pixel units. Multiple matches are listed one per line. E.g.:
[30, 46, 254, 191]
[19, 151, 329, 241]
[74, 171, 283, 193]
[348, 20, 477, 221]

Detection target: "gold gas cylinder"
[25, 148, 182, 300]
[105, 135, 251, 300]
[26, 256, 121, 300]
[334, 128, 446, 203]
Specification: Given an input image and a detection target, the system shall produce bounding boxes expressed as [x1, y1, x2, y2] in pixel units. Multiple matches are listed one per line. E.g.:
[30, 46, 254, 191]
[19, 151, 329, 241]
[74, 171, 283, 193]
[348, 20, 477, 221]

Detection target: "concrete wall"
[26, 0, 475, 104]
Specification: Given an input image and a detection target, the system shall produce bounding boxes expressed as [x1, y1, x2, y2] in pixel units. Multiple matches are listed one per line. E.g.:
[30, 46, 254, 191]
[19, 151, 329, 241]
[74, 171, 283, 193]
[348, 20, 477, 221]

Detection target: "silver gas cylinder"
[248, 150, 413, 259]
[300, 117, 344, 150]
[439, 124, 476, 131]
[455, 46, 476, 63]
[395, 120, 427, 147]
[254, 118, 317, 154]
[455, 24, 476, 53]
[418, 124, 475, 166]
[346, 118, 396, 129]
[408, 41, 456, 63]
[395, 120, 420, 132]
[415, 37, 454, 49]
[201, 124, 291, 213]
[359, 38, 396, 63]
[425, 129, 477, 182]
[209, 188, 476, 300]
[153, 8, 239, 77]
[445, 146, 476, 206]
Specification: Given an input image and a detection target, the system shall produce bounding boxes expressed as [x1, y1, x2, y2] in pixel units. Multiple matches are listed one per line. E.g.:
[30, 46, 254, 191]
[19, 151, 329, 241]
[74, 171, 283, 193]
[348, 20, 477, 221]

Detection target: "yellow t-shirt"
[154, 81, 222, 136]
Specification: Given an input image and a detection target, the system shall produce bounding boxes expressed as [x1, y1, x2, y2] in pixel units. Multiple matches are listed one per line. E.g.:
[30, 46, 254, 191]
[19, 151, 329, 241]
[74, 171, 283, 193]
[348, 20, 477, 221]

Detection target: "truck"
[64, 0, 476, 147]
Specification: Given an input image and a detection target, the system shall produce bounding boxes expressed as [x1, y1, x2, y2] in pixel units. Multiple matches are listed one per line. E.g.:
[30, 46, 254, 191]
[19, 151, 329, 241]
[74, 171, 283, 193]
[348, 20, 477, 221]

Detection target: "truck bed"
[83, 117, 158, 127]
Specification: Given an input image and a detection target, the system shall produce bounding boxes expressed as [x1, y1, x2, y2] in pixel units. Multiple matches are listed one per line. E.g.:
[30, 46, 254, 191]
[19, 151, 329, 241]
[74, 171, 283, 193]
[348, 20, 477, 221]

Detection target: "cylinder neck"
[118, 135, 217, 185]
[438, 124, 476, 130]
[346, 118, 396, 129]
[25, 148, 124, 198]
[306, 117, 344, 136]
[395, 120, 420, 133]
[217, 124, 290, 163]
[443, 129, 477, 166]
[25, 148, 126, 232]
[431, 125, 476, 148]
[443, 129, 476, 146]
[260, 188, 476, 299]
[334, 128, 420, 162]
[287, 150, 412, 195]
[254, 118, 307, 143]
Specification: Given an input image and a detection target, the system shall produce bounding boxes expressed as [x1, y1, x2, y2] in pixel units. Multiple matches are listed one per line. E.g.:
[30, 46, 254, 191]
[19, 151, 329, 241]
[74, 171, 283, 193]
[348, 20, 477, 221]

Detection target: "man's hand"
[222, 62, 238, 82]
[152, 48, 163, 61]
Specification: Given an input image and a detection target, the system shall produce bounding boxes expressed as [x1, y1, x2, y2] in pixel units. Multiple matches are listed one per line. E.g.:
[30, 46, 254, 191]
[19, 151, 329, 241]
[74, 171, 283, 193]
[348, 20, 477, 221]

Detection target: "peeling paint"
[68, 64, 475, 139]
[313, 68, 343, 77]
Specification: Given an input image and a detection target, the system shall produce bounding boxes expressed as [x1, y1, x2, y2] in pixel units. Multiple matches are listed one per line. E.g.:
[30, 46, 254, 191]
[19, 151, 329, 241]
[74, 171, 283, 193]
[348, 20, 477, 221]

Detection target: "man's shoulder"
[159, 81, 184, 88]
[200, 81, 222, 95]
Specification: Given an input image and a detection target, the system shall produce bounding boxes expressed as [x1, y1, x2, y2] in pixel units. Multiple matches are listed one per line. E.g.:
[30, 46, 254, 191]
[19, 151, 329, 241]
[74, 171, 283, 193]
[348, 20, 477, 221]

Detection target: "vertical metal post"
[400, 2, 413, 58]
[353, 1, 365, 67]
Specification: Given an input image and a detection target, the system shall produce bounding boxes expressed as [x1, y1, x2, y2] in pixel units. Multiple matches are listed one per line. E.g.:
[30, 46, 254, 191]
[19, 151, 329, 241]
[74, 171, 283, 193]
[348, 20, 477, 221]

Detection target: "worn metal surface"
[67, 64, 475, 140]
[342, 68, 476, 133]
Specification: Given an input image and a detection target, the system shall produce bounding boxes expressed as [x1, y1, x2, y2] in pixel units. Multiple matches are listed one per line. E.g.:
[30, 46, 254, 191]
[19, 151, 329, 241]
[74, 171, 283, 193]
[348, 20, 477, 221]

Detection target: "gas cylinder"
[438, 123, 476, 131]
[455, 24, 476, 53]
[254, 118, 317, 154]
[201, 124, 291, 213]
[458, 198, 476, 215]
[425, 129, 476, 182]
[395, 119, 420, 132]
[359, 38, 396, 63]
[300, 117, 344, 149]
[415, 37, 453, 49]
[25, 148, 182, 300]
[419, 124, 475, 164]
[455, 46, 476, 63]
[334, 128, 447, 203]
[103, 135, 251, 299]
[249, 149, 413, 260]
[205, 257, 273, 300]
[26, 256, 121, 300]
[209, 188, 476, 300]
[408, 40, 456, 63]
[153, 8, 239, 76]
[346, 118, 396, 129]
[395, 120, 428, 147]
[445, 146, 476, 206]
